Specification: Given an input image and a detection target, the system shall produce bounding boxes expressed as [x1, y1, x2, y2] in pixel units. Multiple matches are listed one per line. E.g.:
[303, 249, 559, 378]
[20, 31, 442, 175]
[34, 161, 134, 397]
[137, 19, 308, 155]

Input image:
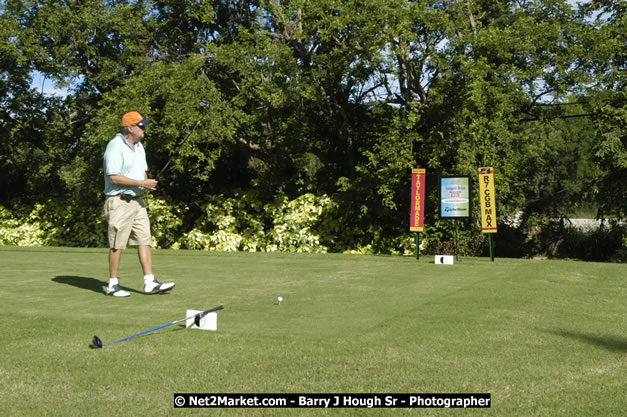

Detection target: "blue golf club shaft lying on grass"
[91, 304, 224, 348]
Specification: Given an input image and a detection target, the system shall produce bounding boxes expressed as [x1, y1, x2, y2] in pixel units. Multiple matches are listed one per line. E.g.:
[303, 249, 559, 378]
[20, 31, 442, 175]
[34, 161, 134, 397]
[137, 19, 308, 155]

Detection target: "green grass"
[0, 246, 625, 416]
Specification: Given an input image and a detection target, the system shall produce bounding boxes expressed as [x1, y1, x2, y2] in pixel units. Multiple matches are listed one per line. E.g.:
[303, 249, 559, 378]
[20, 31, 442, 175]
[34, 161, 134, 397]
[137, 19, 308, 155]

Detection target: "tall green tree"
[581, 0, 626, 218]
[1, 0, 623, 254]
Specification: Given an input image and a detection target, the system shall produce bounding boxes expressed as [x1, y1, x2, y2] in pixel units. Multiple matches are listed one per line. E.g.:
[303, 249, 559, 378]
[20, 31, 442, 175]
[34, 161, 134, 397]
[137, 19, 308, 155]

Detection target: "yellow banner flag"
[478, 167, 497, 233]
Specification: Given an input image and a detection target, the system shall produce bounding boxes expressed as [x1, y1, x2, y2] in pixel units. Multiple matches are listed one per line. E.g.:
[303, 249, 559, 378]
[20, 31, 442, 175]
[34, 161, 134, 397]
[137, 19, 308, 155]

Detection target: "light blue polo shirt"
[103, 133, 148, 196]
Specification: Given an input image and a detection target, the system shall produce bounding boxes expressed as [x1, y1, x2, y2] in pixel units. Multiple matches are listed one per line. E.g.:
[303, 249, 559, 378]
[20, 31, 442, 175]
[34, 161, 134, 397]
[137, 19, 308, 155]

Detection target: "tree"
[0, 0, 623, 256]
[581, 0, 626, 219]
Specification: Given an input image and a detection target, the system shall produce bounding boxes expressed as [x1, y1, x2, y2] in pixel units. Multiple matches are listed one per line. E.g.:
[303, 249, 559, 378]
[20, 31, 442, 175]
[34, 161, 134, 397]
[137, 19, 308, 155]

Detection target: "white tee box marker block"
[435, 255, 454, 265]
[186, 309, 217, 331]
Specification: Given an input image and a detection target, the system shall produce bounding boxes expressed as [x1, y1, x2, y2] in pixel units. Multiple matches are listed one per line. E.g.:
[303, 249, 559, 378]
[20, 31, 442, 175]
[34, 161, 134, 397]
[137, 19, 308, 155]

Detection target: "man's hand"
[143, 179, 158, 190]
[108, 174, 157, 191]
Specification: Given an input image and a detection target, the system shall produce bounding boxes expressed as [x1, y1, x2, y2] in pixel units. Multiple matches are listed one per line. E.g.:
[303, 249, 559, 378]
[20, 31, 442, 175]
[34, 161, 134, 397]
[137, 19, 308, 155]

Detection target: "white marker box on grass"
[435, 255, 454, 265]
[186, 309, 218, 330]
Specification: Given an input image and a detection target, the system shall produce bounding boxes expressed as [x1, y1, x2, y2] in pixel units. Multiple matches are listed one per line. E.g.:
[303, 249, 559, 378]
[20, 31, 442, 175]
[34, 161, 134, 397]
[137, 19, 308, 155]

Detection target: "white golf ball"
[277, 296, 283, 302]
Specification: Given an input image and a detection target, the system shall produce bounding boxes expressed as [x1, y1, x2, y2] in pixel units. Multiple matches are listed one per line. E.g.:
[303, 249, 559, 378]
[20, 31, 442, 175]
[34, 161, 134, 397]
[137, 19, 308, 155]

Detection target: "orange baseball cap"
[121, 111, 152, 127]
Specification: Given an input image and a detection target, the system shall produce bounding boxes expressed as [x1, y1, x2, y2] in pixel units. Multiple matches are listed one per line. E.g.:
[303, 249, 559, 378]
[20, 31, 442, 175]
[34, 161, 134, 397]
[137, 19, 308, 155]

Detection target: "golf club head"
[92, 336, 103, 349]
[199, 99, 209, 110]
[193, 305, 224, 327]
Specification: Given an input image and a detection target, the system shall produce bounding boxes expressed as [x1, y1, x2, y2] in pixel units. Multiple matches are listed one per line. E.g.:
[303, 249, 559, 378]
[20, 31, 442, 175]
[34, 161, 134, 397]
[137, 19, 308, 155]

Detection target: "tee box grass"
[0, 246, 625, 416]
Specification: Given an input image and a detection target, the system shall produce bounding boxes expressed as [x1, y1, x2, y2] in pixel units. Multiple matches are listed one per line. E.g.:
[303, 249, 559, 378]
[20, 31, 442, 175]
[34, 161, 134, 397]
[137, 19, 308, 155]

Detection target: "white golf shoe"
[144, 279, 176, 294]
[104, 284, 131, 297]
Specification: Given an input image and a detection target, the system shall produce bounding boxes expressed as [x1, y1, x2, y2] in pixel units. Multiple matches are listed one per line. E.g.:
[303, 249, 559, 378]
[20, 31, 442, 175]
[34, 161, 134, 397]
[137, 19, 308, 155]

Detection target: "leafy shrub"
[265, 193, 335, 253]
[0, 205, 54, 246]
[177, 192, 335, 252]
[143, 195, 186, 249]
[0, 202, 105, 247]
[543, 221, 626, 262]
[177, 191, 266, 251]
[3, 195, 623, 262]
[421, 218, 487, 256]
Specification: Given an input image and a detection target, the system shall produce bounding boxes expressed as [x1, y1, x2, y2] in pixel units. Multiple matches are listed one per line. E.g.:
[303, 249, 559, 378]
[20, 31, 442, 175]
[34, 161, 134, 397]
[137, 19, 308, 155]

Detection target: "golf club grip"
[171, 305, 225, 326]
[206, 305, 225, 314]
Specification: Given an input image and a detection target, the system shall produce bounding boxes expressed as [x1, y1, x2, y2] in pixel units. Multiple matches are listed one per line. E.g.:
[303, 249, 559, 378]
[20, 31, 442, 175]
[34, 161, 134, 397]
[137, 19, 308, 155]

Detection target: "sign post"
[410, 168, 426, 259]
[439, 175, 472, 260]
[478, 167, 497, 261]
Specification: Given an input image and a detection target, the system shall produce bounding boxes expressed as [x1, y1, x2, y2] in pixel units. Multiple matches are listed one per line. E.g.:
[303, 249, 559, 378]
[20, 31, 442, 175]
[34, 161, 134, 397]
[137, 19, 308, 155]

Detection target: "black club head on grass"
[91, 336, 103, 349]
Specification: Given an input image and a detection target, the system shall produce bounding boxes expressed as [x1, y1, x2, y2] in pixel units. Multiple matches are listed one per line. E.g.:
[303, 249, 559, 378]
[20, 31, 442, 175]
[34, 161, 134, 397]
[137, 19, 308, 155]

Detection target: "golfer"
[102, 111, 175, 297]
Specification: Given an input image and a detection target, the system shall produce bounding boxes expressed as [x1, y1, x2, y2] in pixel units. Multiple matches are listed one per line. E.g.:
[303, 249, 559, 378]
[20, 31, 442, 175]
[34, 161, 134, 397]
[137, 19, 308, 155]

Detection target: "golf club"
[91, 304, 224, 349]
[155, 99, 210, 181]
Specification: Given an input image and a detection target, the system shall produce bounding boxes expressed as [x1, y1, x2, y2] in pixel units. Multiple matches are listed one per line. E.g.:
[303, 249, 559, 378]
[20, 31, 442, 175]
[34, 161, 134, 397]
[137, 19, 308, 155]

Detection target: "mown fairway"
[0, 246, 624, 416]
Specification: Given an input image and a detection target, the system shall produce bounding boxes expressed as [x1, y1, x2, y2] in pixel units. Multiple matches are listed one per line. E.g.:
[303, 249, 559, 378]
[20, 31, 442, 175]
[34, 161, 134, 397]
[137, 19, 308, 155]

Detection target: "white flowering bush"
[178, 192, 265, 251]
[143, 195, 186, 249]
[0, 201, 105, 248]
[177, 192, 336, 253]
[0, 204, 57, 246]
[265, 193, 335, 253]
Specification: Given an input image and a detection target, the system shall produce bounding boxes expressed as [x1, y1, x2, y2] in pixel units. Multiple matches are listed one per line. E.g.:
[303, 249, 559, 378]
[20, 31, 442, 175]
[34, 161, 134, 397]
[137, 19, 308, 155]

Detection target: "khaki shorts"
[104, 195, 152, 249]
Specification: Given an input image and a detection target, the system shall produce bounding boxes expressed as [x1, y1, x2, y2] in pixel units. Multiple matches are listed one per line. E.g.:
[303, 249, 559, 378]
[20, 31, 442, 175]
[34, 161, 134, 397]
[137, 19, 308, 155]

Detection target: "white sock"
[109, 278, 119, 287]
[144, 274, 155, 284]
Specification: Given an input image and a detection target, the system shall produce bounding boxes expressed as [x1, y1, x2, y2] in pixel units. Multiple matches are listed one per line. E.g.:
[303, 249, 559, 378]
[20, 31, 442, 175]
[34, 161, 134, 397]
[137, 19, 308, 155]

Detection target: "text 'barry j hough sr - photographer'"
[173, 393, 491, 409]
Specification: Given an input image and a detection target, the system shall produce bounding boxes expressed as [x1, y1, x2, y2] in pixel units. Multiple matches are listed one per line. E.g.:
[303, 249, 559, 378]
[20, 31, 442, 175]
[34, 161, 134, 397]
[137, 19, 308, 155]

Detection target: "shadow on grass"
[545, 329, 627, 353]
[52, 276, 142, 295]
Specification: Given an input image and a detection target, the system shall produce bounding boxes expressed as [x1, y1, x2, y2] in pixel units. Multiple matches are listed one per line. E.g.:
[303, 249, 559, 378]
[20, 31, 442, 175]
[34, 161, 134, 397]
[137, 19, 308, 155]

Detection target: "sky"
[31, 71, 69, 97]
